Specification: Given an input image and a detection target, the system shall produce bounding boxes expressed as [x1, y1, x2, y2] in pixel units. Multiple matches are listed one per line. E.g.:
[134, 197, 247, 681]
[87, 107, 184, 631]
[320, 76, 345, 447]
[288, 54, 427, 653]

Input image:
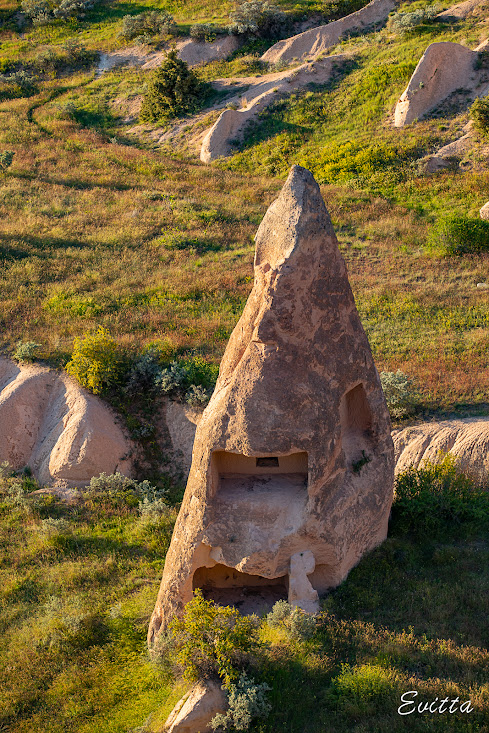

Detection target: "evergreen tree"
[139, 50, 208, 122]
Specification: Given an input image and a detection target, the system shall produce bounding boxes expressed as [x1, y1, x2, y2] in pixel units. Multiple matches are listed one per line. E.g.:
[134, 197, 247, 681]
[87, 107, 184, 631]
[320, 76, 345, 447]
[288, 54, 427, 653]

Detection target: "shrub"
[21, 0, 96, 24]
[120, 11, 175, 42]
[266, 600, 317, 640]
[190, 23, 219, 42]
[379, 370, 418, 419]
[31, 42, 97, 74]
[0, 150, 14, 173]
[390, 4, 440, 34]
[157, 356, 218, 400]
[13, 340, 41, 362]
[53, 0, 95, 20]
[125, 346, 165, 395]
[164, 589, 261, 686]
[228, 1, 289, 39]
[427, 213, 489, 256]
[328, 663, 397, 712]
[88, 471, 164, 503]
[157, 360, 189, 395]
[211, 673, 271, 731]
[139, 50, 210, 122]
[66, 327, 123, 394]
[469, 97, 489, 137]
[392, 453, 489, 537]
[186, 384, 210, 406]
[0, 71, 38, 99]
[21, 0, 52, 25]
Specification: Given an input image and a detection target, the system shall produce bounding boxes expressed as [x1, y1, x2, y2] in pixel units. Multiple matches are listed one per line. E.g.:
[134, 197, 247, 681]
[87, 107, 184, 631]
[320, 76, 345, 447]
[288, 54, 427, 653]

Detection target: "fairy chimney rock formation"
[148, 166, 394, 643]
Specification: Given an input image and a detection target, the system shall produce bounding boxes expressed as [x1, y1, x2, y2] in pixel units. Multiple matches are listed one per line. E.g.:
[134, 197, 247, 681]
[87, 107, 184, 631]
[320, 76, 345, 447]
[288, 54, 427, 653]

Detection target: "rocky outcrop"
[148, 165, 394, 642]
[393, 418, 489, 478]
[437, 0, 485, 22]
[261, 0, 397, 65]
[96, 36, 239, 77]
[200, 55, 346, 162]
[480, 201, 489, 219]
[0, 358, 133, 488]
[394, 42, 480, 127]
[162, 680, 227, 733]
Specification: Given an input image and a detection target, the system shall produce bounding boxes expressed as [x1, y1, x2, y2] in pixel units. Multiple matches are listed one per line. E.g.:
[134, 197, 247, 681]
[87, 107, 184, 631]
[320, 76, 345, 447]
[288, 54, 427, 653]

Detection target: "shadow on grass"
[0, 231, 89, 253]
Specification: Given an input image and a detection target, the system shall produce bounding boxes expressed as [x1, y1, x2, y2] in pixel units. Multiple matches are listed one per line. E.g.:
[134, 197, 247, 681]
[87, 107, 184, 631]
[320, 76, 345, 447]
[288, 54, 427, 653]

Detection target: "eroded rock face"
[261, 0, 397, 65]
[148, 166, 394, 642]
[394, 42, 478, 127]
[393, 418, 489, 478]
[162, 680, 227, 733]
[0, 358, 133, 489]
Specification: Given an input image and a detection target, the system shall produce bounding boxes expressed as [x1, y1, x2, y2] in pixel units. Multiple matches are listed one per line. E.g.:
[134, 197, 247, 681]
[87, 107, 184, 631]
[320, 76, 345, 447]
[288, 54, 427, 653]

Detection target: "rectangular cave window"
[256, 457, 279, 467]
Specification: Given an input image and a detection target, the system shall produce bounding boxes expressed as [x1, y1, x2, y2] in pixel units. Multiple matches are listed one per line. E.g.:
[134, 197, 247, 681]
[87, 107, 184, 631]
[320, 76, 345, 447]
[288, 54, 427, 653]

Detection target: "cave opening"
[193, 564, 288, 615]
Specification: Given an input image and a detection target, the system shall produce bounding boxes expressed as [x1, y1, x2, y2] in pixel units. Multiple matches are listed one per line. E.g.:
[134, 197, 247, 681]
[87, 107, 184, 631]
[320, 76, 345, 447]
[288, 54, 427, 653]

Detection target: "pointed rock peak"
[254, 165, 336, 269]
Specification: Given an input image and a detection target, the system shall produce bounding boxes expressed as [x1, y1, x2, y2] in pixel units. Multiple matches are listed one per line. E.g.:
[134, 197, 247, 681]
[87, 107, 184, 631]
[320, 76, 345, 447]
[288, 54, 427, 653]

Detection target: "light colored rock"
[200, 54, 347, 162]
[166, 400, 202, 476]
[393, 417, 489, 479]
[437, 0, 484, 22]
[163, 680, 227, 733]
[148, 165, 394, 641]
[172, 36, 240, 67]
[394, 42, 478, 127]
[289, 551, 319, 614]
[480, 201, 489, 219]
[96, 36, 239, 77]
[261, 0, 397, 65]
[0, 358, 133, 489]
[418, 154, 452, 174]
[436, 132, 473, 158]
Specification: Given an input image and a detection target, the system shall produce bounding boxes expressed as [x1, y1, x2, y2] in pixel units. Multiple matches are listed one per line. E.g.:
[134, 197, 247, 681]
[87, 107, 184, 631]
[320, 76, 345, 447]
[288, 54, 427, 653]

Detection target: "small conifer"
[139, 50, 208, 122]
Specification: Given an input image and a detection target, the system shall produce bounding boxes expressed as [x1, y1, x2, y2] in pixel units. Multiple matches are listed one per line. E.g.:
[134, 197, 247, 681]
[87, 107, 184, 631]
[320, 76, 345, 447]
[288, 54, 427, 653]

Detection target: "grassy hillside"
[1, 460, 488, 732]
[2, 0, 489, 730]
[1, 0, 489, 411]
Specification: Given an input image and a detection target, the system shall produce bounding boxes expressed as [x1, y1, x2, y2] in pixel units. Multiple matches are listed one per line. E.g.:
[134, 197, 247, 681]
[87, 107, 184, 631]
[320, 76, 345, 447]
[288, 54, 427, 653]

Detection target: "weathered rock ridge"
[148, 166, 394, 642]
[394, 41, 489, 127]
[261, 0, 397, 65]
[0, 358, 133, 488]
[393, 417, 489, 478]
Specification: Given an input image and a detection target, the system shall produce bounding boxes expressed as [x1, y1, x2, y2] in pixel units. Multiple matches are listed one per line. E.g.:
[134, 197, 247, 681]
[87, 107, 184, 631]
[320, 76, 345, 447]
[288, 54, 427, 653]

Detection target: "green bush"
[427, 213, 489, 256]
[469, 97, 489, 137]
[211, 673, 271, 731]
[65, 327, 123, 394]
[21, 0, 97, 25]
[13, 340, 41, 362]
[139, 50, 210, 123]
[390, 4, 440, 34]
[163, 589, 261, 687]
[190, 22, 219, 42]
[120, 11, 175, 42]
[0, 70, 38, 100]
[327, 663, 397, 713]
[228, 1, 289, 39]
[266, 600, 317, 640]
[392, 453, 489, 537]
[379, 370, 418, 419]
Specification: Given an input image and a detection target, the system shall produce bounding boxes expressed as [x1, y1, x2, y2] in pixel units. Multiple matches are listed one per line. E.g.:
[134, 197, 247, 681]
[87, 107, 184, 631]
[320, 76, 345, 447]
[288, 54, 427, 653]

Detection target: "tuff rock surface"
[394, 42, 479, 127]
[0, 357, 133, 489]
[148, 166, 394, 642]
[393, 417, 489, 478]
[162, 680, 227, 733]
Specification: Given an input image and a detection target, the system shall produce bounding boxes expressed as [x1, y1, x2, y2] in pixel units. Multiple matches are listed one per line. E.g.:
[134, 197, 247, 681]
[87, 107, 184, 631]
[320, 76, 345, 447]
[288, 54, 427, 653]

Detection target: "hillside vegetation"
[1, 0, 489, 413]
[1, 0, 489, 730]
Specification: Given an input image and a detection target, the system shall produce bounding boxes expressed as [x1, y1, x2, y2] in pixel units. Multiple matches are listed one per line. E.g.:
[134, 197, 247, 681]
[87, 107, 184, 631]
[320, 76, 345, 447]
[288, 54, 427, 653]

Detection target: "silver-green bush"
[211, 673, 271, 732]
[380, 370, 418, 419]
[13, 341, 42, 362]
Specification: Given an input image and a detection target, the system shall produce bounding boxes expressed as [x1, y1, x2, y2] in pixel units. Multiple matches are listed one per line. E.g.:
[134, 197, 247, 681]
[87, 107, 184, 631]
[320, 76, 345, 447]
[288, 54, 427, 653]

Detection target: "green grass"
[1, 460, 488, 732]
